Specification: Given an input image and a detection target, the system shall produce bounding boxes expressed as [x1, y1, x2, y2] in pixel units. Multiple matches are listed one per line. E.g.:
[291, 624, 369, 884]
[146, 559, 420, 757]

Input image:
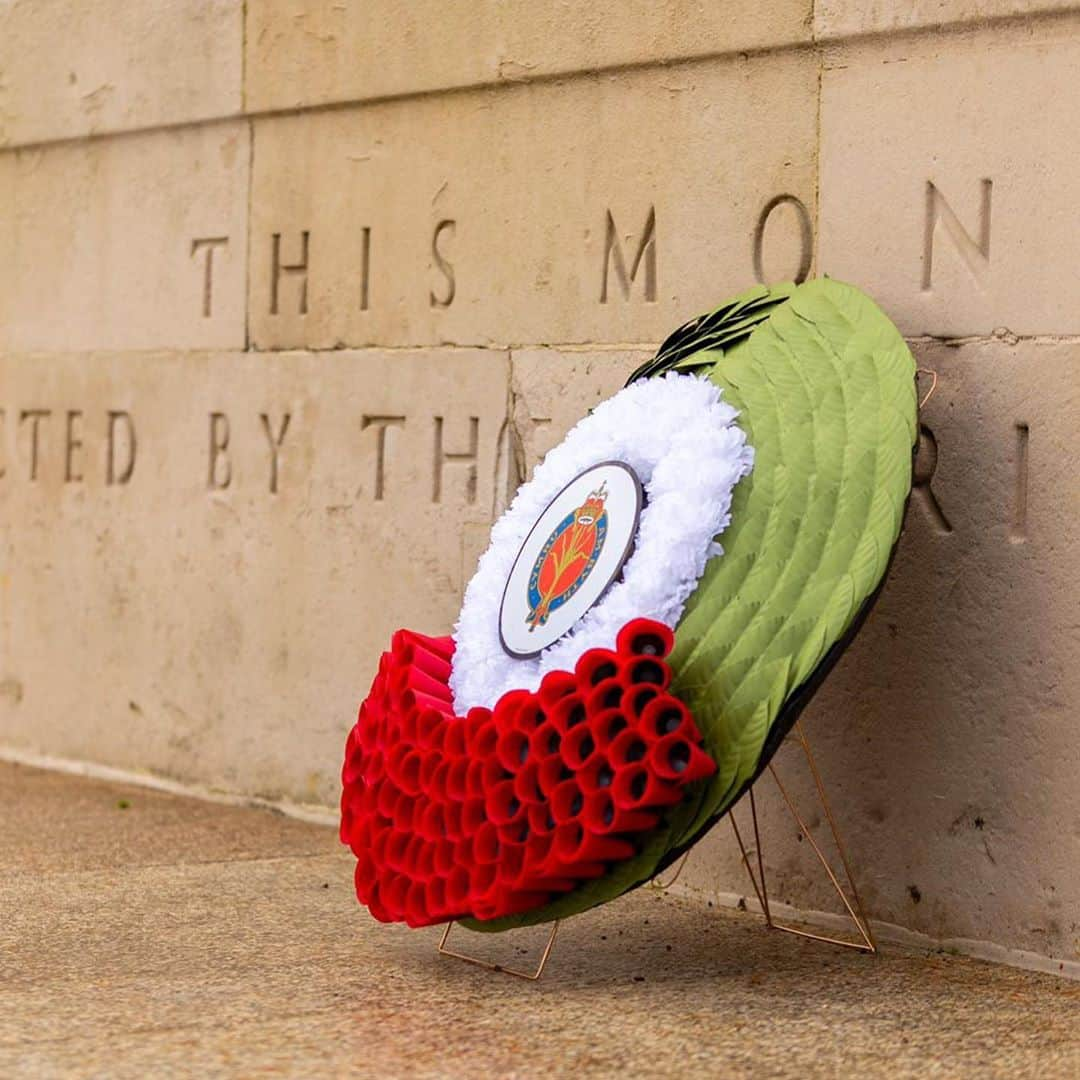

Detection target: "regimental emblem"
[525, 483, 609, 630]
[498, 461, 642, 660]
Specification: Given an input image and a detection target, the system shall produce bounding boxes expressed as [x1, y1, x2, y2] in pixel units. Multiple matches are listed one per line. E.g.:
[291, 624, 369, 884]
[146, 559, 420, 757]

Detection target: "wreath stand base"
[435, 718, 876, 981]
[719, 718, 877, 955]
[437, 918, 561, 982]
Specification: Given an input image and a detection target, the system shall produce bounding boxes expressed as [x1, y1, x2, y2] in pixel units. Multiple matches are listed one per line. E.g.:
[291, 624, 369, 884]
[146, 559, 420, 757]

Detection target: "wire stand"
[437, 918, 560, 981]
[436, 718, 874, 980]
[726, 719, 876, 953]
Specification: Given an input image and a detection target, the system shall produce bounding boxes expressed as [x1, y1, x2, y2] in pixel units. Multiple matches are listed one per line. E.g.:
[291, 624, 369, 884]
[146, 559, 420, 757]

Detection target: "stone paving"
[3, 760, 1078, 1079]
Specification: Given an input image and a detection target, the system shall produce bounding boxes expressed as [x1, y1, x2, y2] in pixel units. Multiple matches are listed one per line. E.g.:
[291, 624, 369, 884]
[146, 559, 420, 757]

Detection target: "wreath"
[340, 279, 918, 929]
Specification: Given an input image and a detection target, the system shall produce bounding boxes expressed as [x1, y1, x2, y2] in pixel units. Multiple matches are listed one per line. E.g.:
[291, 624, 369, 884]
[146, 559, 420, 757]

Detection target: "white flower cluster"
[450, 372, 754, 712]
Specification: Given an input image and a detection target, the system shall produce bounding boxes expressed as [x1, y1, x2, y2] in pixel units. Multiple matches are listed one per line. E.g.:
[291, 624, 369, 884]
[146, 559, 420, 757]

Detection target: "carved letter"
[107, 411, 137, 486]
[912, 424, 952, 534]
[208, 412, 231, 490]
[601, 207, 657, 303]
[65, 410, 84, 484]
[270, 231, 310, 315]
[361, 415, 406, 501]
[433, 416, 479, 504]
[191, 237, 229, 317]
[359, 226, 371, 312]
[922, 179, 992, 290]
[1012, 422, 1029, 542]
[19, 410, 50, 482]
[752, 195, 813, 285]
[508, 415, 552, 488]
[430, 219, 456, 308]
[260, 412, 291, 495]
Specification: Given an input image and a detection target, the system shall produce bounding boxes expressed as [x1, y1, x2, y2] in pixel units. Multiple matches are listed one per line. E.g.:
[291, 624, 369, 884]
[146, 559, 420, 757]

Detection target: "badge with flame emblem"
[499, 462, 642, 658]
[525, 481, 609, 630]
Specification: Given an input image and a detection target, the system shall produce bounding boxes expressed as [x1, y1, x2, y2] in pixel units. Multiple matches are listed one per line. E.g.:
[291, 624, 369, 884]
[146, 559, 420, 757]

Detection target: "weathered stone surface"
[3, 762, 1080, 1078]
[0, 350, 508, 804]
[680, 338, 1080, 969]
[245, 0, 814, 113]
[0, 761, 337, 875]
[816, 0, 1078, 38]
[248, 53, 818, 350]
[818, 26, 1080, 336]
[1, 0, 1078, 984]
[0, 123, 249, 351]
[0, 0, 242, 148]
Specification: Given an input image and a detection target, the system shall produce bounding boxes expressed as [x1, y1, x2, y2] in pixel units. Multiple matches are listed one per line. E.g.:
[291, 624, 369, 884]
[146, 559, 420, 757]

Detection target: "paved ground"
[3, 761, 1079, 1078]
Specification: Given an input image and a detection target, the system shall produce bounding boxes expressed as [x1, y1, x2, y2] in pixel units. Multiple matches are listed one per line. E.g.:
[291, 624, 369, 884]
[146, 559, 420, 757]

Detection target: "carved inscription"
[601, 208, 657, 304]
[261, 413, 292, 495]
[19, 410, 50, 482]
[1012, 422, 1029, 543]
[64, 411, 84, 483]
[752, 195, 813, 286]
[0, 410, 136, 484]
[191, 237, 229, 317]
[107, 412, 137, 485]
[430, 220, 456, 309]
[0, 405, 498, 502]
[359, 227, 372, 312]
[208, 412, 231, 489]
[207, 412, 294, 493]
[270, 231, 310, 315]
[922, 179, 992, 290]
[912, 423, 953, 534]
[519, 415, 552, 477]
[0, 392, 1042, 555]
[433, 416, 479, 504]
[252, 190, 840, 319]
[362, 415, 405, 501]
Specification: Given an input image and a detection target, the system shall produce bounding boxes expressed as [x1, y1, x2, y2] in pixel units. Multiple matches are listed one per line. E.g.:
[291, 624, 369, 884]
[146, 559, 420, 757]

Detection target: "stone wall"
[1, 2, 1077, 971]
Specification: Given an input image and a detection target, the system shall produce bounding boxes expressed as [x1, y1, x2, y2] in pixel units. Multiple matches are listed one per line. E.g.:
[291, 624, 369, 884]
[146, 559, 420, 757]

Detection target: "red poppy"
[340, 618, 715, 927]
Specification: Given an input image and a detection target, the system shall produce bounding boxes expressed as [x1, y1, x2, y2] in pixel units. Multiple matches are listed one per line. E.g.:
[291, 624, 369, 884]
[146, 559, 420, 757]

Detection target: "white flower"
[450, 373, 754, 712]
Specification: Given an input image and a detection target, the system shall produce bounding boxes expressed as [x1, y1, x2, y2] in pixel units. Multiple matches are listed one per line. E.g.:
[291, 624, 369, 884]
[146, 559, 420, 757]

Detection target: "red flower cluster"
[340, 618, 715, 926]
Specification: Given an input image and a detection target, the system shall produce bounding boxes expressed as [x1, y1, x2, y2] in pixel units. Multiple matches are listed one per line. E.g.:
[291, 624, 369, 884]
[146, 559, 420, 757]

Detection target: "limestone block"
[816, 0, 1077, 39]
[818, 27, 1080, 336]
[245, 0, 813, 113]
[0, 349, 509, 805]
[0, 0, 242, 148]
[248, 53, 818, 350]
[0, 123, 249, 352]
[680, 339, 1080, 965]
[508, 349, 650, 480]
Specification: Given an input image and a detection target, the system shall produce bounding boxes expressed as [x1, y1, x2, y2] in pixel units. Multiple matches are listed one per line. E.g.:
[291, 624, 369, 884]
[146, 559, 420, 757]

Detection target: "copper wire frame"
[917, 367, 939, 409]
[438, 918, 560, 981]
[726, 719, 877, 954]
[436, 718, 874, 980]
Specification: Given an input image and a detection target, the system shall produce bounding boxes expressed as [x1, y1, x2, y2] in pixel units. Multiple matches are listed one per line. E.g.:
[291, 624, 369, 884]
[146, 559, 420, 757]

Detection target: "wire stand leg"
[437, 919, 561, 981]
[728, 719, 876, 953]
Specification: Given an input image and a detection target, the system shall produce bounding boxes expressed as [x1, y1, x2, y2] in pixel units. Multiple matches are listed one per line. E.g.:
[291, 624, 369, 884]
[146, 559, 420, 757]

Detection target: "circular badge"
[498, 462, 643, 659]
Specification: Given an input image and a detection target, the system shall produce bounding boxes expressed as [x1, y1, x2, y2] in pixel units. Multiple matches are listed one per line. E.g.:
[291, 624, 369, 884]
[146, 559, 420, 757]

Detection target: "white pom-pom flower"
[450, 372, 754, 712]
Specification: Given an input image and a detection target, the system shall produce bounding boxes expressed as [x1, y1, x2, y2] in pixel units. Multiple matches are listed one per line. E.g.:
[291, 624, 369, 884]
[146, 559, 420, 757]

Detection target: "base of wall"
[670, 880, 1080, 984]
[5, 743, 1076, 983]
[0, 744, 338, 828]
